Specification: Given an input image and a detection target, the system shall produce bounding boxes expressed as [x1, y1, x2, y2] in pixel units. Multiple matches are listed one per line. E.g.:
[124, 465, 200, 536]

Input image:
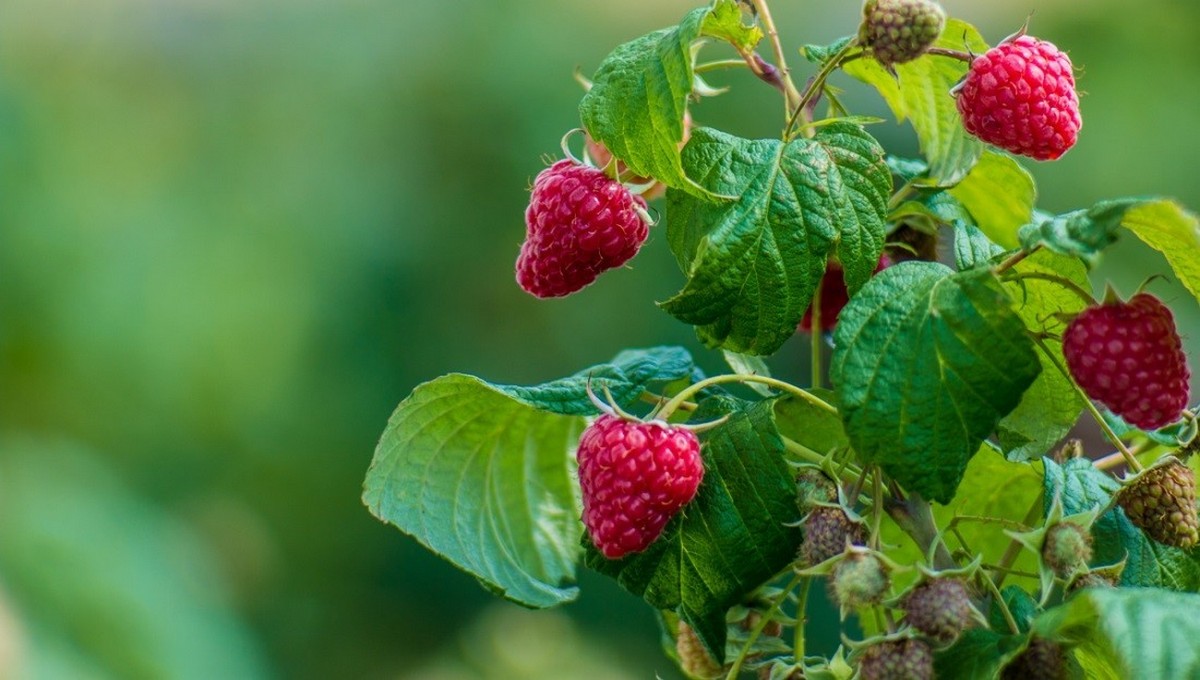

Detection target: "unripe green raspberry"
[1118, 458, 1200, 549]
[831, 552, 890, 610]
[676, 621, 722, 679]
[799, 506, 865, 567]
[1042, 522, 1093, 578]
[857, 638, 934, 680]
[859, 0, 946, 67]
[796, 467, 838, 513]
[902, 577, 976, 644]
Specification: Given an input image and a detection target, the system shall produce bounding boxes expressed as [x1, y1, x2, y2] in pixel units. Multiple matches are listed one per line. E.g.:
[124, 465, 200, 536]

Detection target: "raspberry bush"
[363, 1, 1200, 677]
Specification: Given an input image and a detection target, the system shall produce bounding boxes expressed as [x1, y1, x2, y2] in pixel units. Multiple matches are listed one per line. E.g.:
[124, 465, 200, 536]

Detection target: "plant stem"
[925, 46, 976, 63]
[950, 515, 1034, 532]
[793, 577, 811, 664]
[992, 492, 1043, 589]
[1031, 335, 1143, 472]
[1094, 439, 1156, 472]
[695, 58, 752, 74]
[784, 40, 858, 139]
[885, 491, 956, 570]
[749, 0, 802, 114]
[981, 571, 1020, 634]
[1003, 271, 1097, 307]
[782, 436, 828, 467]
[871, 470, 885, 550]
[992, 245, 1041, 275]
[659, 374, 837, 420]
[726, 573, 802, 680]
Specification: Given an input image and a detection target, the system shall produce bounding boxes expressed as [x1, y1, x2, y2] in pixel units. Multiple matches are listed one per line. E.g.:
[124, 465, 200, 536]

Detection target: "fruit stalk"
[748, 0, 803, 114]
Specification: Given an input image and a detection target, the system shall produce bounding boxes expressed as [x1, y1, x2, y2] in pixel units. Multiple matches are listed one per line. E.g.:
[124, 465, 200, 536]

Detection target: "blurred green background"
[0, 0, 1197, 678]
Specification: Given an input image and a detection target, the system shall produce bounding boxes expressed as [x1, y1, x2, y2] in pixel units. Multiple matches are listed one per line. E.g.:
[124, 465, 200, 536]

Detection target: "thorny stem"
[785, 40, 859, 139]
[660, 374, 837, 420]
[993, 245, 1041, 275]
[885, 491, 956, 571]
[749, 0, 803, 115]
[1032, 335, 1144, 472]
[950, 515, 1035, 532]
[1004, 271, 1097, 307]
[982, 563, 1041, 580]
[992, 492, 1044, 589]
[726, 573, 803, 680]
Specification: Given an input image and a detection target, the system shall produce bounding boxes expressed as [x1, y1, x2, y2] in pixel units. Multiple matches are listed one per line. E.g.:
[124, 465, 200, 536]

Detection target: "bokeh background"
[0, 0, 1197, 677]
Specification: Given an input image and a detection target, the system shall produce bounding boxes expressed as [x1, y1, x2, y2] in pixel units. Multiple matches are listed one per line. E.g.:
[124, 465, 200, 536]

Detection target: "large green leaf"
[948, 151, 1037, 248]
[843, 19, 988, 186]
[1043, 458, 1200, 590]
[1036, 588, 1200, 680]
[831, 262, 1041, 503]
[578, 0, 760, 195]
[362, 347, 696, 608]
[584, 398, 802, 662]
[1121, 199, 1200, 302]
[663, 123, 890, 355]
[934, 629, 1026, 680]
[997, 251, 1088, 461]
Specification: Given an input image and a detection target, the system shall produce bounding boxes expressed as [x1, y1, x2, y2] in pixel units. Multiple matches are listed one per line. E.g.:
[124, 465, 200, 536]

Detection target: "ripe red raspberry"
[799, 256, 890, 333]
[516, 160, 649, 298]
[577, 415, 704, 559]
[955, 36, 1081, 161]
[1062, 293, 1191, 431]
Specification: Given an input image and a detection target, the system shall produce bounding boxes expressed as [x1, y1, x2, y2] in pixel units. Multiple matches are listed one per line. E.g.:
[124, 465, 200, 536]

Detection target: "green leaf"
[996, 251, 1088, 461]
[830, 262, 1041, 503]
[663, 123, 890, 355]
[579, 0, 760, 195]
[700, 0, 763, 53]
[948, 151, 1037, 248]
[843, 19, 989, 186]
[801, 36, 854, 65]
[1120, 199, 1200, 302]
[1043, 458, 1200, 590]
[364, 375, 587, 608]
[585, 397, 802, 662]
[1017, 198, 1143, 262]
[1035, 588, 1200, 680]
[954, 221, 1005, 271]
[502, 346, 697, 415]
[773, 388, 848, 460]
[934, 628, 1026, 680]
[994, 585, 1040, 634]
